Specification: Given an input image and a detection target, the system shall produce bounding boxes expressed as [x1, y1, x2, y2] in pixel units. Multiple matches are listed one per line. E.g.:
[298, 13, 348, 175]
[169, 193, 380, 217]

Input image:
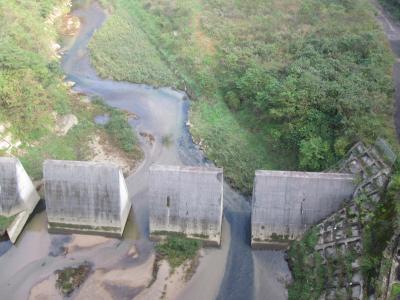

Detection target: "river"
[0, 1, 290, 299]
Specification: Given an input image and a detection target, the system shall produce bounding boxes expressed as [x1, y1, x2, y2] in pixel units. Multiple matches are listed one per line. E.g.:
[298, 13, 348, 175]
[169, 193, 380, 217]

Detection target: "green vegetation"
[105, 111, 137, 153]
[20, 103, 95, 179]
[91, 0, 396, 193]
[379, 0, 400, 20]
[161, 134, 173, 147]
[390, 283, 400, 300]
[55, 262, 92, 296]
[92, 97, 142, 156]
[288, 227, 358, 299]
[0, 215, 16, 231]
[361, 167, 400, 293]
[88, 2, 177, 87]
[1, 0, 97, 179]
[288, 166, 400, 299]
[0, 0, 71, 141]
[287, 228, 325, 300]
[155, 234, 201, 269]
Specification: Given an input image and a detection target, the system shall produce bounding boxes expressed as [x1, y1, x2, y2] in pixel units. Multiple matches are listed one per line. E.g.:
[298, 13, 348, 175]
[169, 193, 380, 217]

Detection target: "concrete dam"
[1, 157, 363, 248]
[0, 157, 40, 243]
[1, 2, 397, 299]
[149, 164, 224, 245]
[251, 171, 356, 248]
[44, 160, 130, 236]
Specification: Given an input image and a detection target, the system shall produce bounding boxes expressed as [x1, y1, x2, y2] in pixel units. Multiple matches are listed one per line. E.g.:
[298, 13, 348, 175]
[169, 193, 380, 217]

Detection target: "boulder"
[56, 114, 78, 136]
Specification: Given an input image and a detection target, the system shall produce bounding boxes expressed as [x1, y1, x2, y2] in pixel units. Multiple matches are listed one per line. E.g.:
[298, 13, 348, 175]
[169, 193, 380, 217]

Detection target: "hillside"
[0, 0, 141, 178]
[90, 0, 397, 193]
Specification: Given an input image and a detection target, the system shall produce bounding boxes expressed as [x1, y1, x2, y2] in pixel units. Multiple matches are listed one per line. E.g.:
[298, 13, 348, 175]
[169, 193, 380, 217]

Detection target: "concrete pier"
[0, 157, 40, 243]
[44, 160, 130, 237]
[148, 165, 223, 246]
[251, 170, 356, 248]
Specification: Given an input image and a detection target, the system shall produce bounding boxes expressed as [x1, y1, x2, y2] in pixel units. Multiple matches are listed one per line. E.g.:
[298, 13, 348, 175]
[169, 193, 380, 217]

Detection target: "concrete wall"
[149, 164, 223, 245]
[251, 171, 356, 248]
[0, 157, 39, 217]
[44, 160, 130, 236]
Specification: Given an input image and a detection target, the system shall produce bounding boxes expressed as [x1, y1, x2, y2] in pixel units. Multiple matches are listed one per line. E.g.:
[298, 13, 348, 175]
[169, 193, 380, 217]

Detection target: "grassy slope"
[90, 0, 396, 193]
[90, 0, 294, 193]
[1, 0, 140, 179]
[0, 0, 69, 141]
[88, 5, 178, 86]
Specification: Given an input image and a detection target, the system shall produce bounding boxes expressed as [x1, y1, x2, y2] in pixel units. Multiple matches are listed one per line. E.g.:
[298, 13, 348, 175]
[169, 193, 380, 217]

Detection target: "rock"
[56, 114, 78, 136]
[0, 139, 11, 151]
[51, 43, 61, 52]
[81, 96, 91, 104]
[1, 134, 14, 149]
[65, 81, 76, 88]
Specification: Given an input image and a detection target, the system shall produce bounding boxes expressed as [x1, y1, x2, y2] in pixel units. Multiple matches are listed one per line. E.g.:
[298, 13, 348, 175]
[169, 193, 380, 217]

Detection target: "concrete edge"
[7, 197, 40, 244]
[251, 239, 290, 250]
[48, 222, 123, 238]
[150, 232, 221, 248]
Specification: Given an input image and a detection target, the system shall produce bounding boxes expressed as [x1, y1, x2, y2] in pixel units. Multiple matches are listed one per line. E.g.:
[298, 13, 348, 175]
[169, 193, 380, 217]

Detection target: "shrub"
[105, 111, 137, 153]
[156, 234, 201, 269]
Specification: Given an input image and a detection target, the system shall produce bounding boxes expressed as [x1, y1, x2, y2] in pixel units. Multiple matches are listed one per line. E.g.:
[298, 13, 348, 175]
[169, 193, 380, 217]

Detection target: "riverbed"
[0, 1, 290, 299]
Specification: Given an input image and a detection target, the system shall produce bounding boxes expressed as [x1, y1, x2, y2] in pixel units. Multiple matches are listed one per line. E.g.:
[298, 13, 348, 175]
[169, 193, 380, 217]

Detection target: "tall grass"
[90, 0, 396, 193]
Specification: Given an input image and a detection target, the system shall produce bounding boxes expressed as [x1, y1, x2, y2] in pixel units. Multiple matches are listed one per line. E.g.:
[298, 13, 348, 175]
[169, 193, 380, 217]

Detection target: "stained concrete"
[148, 165, 223, 245]
[0, 157, 39, 216]
[0, 157, 40, 242]
[44, 160, 130, 236]
[251, 171, 356, 247]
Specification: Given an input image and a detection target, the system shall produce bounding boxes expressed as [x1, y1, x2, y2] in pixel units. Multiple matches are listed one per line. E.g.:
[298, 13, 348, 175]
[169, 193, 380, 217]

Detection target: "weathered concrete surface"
[7, 209, 33, 243]
[0, 157, 40, 217]
[0, 157, 40, 243]
[44, 160, 130, 236]
[149, 165, 223, 245]
[251, 171, 356, 247]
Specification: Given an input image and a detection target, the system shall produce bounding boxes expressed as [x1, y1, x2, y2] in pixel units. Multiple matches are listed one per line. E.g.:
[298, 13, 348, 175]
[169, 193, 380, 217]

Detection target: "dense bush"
[0, 0, 70, 141]
[91, 0, 396, 192]
[105, 111, 137, 153]
[360, 167, 400, 293]
[156, 235, 201, 269]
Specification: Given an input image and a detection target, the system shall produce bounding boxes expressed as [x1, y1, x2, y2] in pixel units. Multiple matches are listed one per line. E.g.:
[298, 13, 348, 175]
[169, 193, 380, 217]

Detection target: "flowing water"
[0, 1, 290, 299]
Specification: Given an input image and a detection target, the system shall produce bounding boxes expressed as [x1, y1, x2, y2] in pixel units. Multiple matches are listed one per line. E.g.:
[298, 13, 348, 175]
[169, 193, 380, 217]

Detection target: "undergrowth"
[155, 234, 201, 269]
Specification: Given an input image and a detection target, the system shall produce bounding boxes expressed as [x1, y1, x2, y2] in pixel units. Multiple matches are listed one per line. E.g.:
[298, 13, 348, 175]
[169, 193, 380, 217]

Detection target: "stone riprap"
[296, 140, 396, 300]
[0, 157, 40, 243]
[148, 164, 223, 246]
[251, 171, 356, 248]
[44, 160, 130, 237]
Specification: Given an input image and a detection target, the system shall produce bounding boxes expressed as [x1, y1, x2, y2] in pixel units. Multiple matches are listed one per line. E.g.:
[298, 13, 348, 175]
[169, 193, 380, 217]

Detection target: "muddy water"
[0, 1, 290, 299]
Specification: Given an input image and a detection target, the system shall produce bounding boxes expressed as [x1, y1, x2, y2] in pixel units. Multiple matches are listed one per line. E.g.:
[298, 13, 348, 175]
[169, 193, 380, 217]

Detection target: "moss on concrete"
[0, 215, 16, 232]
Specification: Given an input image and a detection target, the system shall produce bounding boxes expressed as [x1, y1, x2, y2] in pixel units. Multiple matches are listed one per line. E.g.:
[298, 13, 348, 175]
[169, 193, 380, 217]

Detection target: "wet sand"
[0, 1, 291, 299]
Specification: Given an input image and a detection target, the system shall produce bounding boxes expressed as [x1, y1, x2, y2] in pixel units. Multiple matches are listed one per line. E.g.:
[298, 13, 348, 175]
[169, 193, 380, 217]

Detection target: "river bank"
[0, 1, 290, 299]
